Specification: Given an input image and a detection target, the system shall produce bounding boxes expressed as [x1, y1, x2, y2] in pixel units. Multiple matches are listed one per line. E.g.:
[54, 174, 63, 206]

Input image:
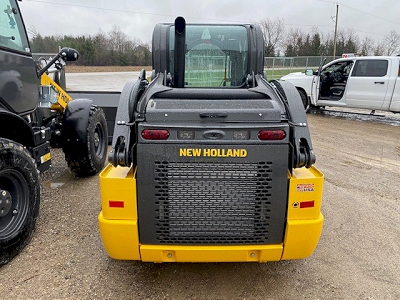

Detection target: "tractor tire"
[64, 105, 108, 177]
[0, 138, 40, 265]
[297, 88, 310, 112]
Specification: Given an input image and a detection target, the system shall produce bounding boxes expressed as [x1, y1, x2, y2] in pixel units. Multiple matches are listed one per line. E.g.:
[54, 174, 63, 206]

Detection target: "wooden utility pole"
[333, 3, 339, 58]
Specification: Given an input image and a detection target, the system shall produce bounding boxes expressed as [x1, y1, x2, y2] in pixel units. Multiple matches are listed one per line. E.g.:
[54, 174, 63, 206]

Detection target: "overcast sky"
[18, 0, 400, 46]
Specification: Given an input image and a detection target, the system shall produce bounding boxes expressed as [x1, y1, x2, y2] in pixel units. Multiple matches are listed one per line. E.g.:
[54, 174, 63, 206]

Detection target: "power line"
[22, 0, 246, 23]
[340, 3, 400, 25]
[283, 22, 387, 38]
[316, 0, 400, 25]
[22, 0, 391, 39]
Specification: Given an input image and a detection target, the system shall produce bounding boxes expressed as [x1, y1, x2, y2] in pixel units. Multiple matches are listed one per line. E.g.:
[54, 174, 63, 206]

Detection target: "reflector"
[109, 201, 124, 208]
[258, 130, 286, 140]
[142, 129, 169, 140]
[300, 201, 315, 209]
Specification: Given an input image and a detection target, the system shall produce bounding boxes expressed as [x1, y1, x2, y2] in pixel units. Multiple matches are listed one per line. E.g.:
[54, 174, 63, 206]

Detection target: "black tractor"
[0, 0, 108, 264]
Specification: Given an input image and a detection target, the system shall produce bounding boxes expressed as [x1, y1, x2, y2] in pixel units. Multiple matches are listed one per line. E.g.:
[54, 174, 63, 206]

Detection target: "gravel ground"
[0, 109, 399, 299]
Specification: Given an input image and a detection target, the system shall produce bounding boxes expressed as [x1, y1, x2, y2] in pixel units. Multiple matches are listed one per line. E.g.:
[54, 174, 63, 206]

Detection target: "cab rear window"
[169, 25, 248, 87]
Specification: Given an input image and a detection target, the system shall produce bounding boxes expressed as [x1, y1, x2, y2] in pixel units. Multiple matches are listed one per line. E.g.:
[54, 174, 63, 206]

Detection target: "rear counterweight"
[137, 143, 289, 245]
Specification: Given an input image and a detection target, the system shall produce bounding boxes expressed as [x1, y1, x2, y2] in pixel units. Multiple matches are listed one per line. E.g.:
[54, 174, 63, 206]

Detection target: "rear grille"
[153, 161, 274, 244]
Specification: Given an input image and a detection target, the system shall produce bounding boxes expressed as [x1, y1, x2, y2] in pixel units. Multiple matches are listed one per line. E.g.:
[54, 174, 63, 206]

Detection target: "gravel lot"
[1, 105, 399, 299]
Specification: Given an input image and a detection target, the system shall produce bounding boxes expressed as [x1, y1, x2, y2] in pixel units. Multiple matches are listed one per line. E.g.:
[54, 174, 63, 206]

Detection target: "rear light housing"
[258, 130, 286, 140]
[178, 130, 195, 140]
[233, 130, 250, 140]
[142, 129, 170, 140]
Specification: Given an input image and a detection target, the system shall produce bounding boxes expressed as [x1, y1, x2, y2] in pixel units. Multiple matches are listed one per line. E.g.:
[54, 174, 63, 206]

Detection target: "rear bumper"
[98, 164, 324, 262]
[98, 211, 323, 262]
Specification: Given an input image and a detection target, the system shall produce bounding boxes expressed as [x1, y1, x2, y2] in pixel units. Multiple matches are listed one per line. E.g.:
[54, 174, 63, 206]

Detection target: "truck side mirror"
[59, 47, 79, 62]
[305, 69, 314, 76]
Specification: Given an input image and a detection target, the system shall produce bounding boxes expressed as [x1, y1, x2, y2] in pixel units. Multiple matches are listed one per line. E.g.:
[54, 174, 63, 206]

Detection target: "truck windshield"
[0, 0, 30, 52]
[169, 25, 248, 87]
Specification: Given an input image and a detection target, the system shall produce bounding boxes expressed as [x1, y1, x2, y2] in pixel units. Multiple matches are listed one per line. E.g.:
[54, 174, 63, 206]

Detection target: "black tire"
[0, 138, 40, 265]
[297, 88, 310, 112]
[64, 106, 108, 177]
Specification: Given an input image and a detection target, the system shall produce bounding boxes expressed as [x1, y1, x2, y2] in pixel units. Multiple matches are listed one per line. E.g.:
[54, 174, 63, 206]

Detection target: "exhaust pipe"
[174, 16, 186, 88]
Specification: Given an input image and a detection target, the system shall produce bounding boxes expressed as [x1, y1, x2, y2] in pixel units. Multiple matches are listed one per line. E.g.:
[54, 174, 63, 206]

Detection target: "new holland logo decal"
[179, 148, 248, 158]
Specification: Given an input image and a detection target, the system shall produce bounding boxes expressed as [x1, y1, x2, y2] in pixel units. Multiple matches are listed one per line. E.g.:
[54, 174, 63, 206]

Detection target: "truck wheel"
[297, 88, 310, 112]
[65, 106, 108, 177]
[0, 138, 40, 265]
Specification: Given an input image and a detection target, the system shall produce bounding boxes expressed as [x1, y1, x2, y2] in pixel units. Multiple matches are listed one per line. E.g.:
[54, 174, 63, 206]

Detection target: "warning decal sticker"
[296, 183, 315, 192]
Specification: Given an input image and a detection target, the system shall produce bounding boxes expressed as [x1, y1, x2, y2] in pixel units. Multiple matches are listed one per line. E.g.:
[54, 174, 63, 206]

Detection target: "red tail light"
[258, 130, 286, 140]
[142, 129, 170, 140]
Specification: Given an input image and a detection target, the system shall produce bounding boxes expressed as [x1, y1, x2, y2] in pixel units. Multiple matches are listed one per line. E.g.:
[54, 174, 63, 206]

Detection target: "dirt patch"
[65, 65, 152, 73]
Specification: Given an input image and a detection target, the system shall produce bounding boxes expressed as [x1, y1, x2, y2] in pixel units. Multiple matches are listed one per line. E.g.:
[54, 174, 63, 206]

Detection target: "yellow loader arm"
[40, 73, 72, 112]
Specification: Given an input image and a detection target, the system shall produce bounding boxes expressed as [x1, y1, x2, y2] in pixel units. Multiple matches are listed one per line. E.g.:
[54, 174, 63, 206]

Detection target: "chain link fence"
[33, 53, 339, 82]
[265, 56, 336, 80]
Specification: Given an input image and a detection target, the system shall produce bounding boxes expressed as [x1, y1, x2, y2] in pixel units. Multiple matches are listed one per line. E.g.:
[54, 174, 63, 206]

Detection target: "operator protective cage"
[151, 20, 265, 87]
[110, 18, 316, 172]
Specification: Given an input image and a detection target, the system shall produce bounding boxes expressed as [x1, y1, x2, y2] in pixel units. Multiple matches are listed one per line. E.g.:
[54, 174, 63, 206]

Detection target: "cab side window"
[0, 0, 30, 52]
[351, 60, 388, 77]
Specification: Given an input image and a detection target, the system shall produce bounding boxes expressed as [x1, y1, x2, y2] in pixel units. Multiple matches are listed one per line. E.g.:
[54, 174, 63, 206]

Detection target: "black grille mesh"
[153, 161, 274, 244]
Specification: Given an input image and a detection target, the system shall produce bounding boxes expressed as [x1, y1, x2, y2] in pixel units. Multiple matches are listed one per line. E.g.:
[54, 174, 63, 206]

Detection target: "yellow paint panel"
[288, 166, 324, 220]
[40, 73, 72, 111]
[140, 245, 283, 263]
[99, 164, 137, 220]
[98, 212, 140, 260]
[281, 213, 324, 260]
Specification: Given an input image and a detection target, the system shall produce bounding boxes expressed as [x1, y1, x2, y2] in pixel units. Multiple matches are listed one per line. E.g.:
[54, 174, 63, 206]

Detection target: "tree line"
[29, 25, 151, 66]
[29, 19, 400, 66]
[259, 18, 400, 57]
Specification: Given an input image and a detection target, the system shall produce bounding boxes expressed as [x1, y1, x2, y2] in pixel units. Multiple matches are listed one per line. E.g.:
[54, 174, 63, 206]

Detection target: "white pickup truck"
[280, 56, 400, 112]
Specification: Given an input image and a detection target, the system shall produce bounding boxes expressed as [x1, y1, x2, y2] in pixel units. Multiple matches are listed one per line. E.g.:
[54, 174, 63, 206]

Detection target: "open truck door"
[310, 58, 325, 107]
[310, 70, 320, 106]
[312, 59, 355, 108]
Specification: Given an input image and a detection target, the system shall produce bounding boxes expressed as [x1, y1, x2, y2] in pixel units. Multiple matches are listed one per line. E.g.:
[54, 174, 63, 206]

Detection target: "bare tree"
[383, 30, 400, 55]
[344, 28, 359, 53]
[108, 25, 128, 52]
[284, 28, 304, 50]
[93, 30, 109, 65]
[27, 25, 38, 39]
[360, 36, 375, 56]
[258, 18, 285, 57]
[374, 41, 385, 56]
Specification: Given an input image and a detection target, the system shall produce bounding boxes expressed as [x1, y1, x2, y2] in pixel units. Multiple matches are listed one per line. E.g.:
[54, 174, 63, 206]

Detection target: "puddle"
[50, 182, 65, 189]
[43, 169, 75, 189]
[309, 107, 400, 126]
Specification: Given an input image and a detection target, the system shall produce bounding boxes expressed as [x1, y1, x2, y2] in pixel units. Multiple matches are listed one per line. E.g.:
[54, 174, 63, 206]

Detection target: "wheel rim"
[0, 169, 29, 239]
[93, 122, 106, 159]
